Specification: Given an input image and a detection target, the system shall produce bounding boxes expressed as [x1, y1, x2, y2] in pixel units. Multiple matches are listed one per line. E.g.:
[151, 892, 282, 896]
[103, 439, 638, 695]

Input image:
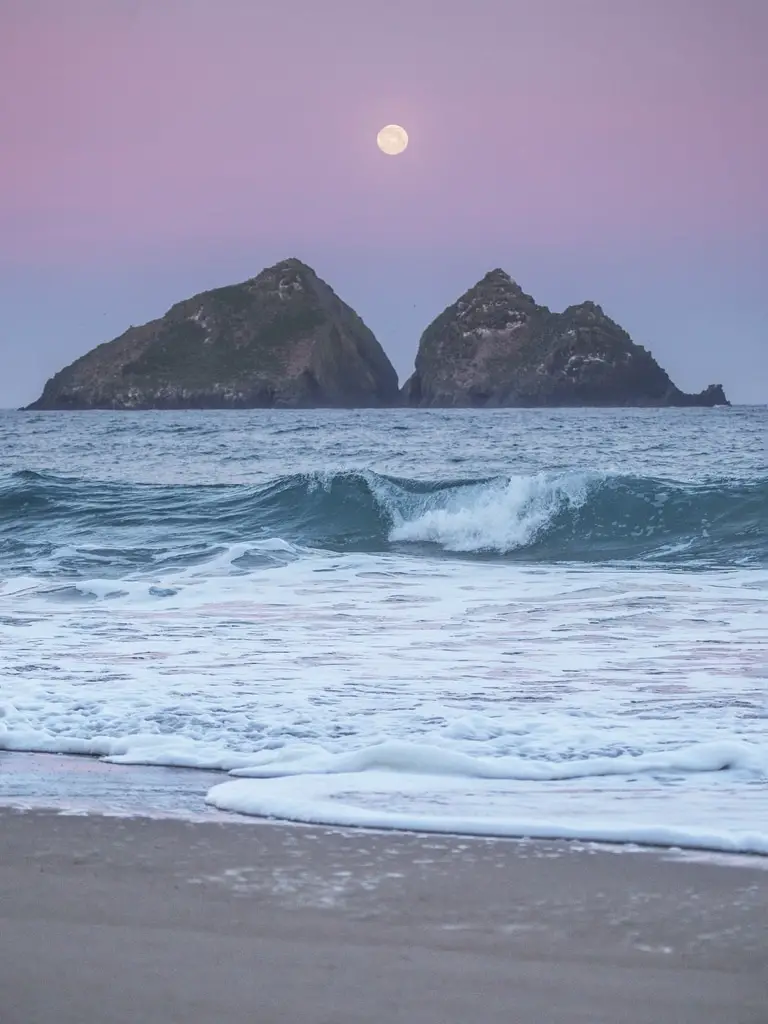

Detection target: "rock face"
[402, 270, 729, 408]
[27, 259, 399, 410]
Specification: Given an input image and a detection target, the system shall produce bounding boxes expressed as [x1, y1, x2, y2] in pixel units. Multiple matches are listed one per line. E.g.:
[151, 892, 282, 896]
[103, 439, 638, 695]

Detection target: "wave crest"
[1, 468, 766, 566]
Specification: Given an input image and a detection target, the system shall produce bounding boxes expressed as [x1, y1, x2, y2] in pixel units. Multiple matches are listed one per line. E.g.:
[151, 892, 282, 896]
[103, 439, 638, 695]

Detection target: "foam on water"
[383, 472, 592, 552]
[206, 772, 768, 856]
[1, 549, 766, 851]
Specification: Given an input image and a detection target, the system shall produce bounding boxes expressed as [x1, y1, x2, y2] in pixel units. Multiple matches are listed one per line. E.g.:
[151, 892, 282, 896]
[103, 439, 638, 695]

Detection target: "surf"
[2, 468, 766, 568]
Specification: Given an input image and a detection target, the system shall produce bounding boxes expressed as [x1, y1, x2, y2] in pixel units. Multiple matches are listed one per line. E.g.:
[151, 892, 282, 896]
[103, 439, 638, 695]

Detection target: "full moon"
[376, 124, 409, 156]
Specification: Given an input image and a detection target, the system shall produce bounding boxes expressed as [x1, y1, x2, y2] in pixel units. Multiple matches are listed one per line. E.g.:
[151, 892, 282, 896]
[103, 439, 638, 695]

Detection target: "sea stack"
[26, 259, 399, 410]
[401, 270, 729, 408]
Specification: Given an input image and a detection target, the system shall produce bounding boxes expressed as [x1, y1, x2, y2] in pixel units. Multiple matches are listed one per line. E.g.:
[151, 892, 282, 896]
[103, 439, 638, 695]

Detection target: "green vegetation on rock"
[25, 261, 729, 411]
[402, 269, 729, 408]
[27, 259, 399, 410]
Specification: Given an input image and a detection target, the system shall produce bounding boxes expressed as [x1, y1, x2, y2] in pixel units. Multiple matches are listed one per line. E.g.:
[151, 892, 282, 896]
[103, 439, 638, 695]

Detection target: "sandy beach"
[1, 792, 766, 1024]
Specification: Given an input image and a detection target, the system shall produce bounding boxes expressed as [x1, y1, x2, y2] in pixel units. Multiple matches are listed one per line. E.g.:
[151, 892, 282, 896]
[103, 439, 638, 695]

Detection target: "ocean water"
[1, 407, 766, 852]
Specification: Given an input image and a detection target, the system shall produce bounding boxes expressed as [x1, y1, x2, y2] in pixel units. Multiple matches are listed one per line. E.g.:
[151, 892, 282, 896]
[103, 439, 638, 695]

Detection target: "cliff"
[26, 259, 399, 410]
[401, 270, 729, 408]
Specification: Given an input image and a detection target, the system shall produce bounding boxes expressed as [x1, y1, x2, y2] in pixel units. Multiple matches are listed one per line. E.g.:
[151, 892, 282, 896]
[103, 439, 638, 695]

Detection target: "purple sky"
[2, 0, 766, 406]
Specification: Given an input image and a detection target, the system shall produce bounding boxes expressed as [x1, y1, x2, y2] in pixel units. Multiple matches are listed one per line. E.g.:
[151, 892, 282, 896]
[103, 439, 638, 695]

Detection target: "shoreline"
[0, 749, 241, 822]
[1, 804, 766, 1024]
[3, 751, 767, 1022]
[1, 748, 767, 868]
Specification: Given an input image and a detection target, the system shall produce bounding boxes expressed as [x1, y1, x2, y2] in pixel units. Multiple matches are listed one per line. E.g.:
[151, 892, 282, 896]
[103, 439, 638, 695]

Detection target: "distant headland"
[25, 259, 729, 410]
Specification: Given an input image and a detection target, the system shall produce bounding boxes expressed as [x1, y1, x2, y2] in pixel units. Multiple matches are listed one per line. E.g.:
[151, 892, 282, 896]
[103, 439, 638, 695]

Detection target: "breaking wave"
[1, 468, 766, 569]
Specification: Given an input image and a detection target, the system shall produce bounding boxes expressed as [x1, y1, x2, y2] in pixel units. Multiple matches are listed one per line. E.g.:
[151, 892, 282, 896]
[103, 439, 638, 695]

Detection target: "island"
[26, 259, 399, 410]
[401, 270, 728, 407]
[26, 262, 729, 410]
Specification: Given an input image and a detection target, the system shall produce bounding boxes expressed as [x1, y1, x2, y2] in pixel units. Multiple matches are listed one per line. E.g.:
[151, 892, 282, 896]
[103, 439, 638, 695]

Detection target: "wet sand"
[1, 803, 766, 1024]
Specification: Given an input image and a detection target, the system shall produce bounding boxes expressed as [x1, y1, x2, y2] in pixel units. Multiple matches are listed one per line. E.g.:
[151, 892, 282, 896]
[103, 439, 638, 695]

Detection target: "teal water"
[0, 407, 766, 850]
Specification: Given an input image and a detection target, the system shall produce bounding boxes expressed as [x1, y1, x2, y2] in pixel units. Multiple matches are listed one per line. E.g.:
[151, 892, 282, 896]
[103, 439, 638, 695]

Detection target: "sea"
[1, 406, 766, 853]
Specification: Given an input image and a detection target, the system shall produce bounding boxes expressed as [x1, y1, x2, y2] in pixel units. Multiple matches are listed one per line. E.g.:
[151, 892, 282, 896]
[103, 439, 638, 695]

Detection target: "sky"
[1, 0, 766, 407]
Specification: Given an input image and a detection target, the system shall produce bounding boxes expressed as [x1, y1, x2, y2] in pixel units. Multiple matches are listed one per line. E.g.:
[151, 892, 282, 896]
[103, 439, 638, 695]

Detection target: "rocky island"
[27, 262, 729, 411]
[402, 270, 728, 407]
[26, 259, 399, 410]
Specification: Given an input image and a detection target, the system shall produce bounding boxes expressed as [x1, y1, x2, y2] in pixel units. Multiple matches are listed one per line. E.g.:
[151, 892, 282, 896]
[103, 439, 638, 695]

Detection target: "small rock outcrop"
[26, 259, 399, 410]
[401, 270, 729, 408]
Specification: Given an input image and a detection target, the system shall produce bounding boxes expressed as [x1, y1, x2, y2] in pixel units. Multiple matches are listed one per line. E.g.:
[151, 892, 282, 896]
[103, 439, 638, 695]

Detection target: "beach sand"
[1, 792, 766, 1024]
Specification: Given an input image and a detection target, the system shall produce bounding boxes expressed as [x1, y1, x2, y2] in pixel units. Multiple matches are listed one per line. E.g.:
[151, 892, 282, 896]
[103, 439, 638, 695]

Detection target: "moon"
[377, 124, 409, 156]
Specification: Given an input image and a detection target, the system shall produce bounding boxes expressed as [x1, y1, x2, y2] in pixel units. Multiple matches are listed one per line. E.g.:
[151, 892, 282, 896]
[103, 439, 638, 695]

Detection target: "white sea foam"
[206, 771, 768, 855]
[1, 546, 766, 851]
[228, 737, 765, 780]
[384, 472, 590, 552]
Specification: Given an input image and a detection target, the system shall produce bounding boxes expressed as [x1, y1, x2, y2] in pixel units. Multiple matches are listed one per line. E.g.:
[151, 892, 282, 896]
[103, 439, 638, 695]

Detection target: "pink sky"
[1, 0, 766, 404]
[4, 0, 766, 254]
